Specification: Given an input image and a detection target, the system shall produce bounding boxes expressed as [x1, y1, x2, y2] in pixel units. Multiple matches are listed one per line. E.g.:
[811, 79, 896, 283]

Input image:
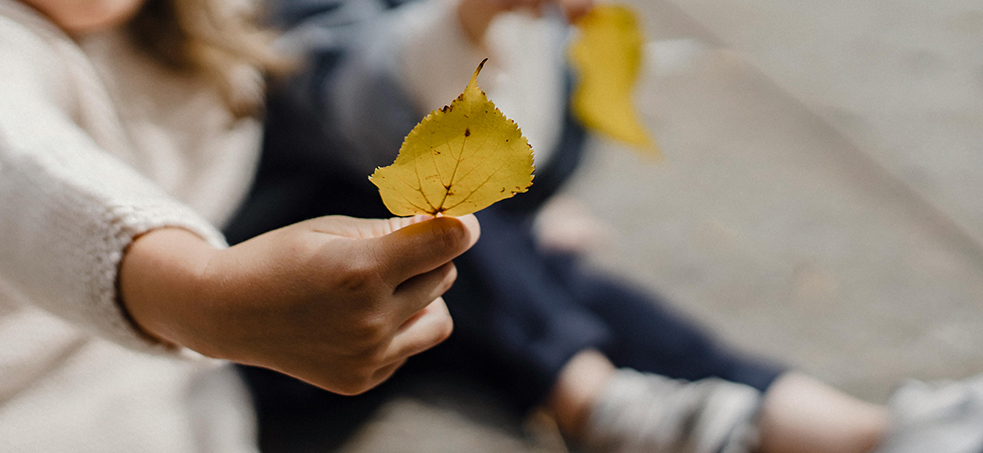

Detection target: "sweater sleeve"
[0, 28, 226, 354]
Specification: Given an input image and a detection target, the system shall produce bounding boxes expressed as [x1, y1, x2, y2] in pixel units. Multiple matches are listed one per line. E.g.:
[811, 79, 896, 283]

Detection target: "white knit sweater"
[0, 1, 260, 451]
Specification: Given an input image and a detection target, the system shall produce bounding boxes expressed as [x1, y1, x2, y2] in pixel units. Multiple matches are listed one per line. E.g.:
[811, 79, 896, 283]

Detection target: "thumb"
[367, 215, 480, 286]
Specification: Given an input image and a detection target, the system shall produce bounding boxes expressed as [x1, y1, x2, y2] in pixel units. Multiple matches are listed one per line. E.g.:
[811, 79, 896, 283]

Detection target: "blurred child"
[0, 0, 478, 451]
[226, 0, 889, 452]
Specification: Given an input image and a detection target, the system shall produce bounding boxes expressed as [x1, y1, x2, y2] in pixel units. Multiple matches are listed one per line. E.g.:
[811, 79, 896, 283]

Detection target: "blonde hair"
[127, 0, 289, 118]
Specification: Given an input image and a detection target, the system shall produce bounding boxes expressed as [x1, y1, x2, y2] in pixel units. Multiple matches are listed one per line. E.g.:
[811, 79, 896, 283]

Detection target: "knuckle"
[329, 362, 376, 395]
[345, 365, 387, 395]
[331, 380, 358, 396]
[334, 374, 374, 396]
[435, 312, 454, 344]
[350, 315, 390, 348]
[337, 256, 385, 296]
[440, 264, 458, 292]
[431, 218, 466, 252]
[282, 234, 318, 266]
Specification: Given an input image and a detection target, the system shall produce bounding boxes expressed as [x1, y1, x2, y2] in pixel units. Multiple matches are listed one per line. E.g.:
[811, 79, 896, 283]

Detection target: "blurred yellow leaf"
[370, 59, 535, 217]
[570, 5, 659, 154]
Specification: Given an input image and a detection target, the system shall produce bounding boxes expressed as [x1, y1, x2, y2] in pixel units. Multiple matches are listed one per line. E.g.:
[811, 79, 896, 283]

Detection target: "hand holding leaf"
[370, 59, 535, 217]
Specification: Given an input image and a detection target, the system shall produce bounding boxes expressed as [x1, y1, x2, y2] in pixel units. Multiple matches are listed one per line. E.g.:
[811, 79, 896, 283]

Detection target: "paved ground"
[607, 0, 983, 403]
[283, 1, 983, 451]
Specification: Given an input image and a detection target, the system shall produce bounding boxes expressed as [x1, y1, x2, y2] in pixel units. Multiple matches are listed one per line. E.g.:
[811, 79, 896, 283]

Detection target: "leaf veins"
[369, 59, 535, 217]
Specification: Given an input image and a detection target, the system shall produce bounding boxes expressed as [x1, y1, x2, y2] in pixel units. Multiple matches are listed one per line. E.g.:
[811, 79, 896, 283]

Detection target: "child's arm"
[0, 23, 232, 353]
[269, 0, 585, 177]
[120, 215, 479, 394]
[0, 20, 478, 395]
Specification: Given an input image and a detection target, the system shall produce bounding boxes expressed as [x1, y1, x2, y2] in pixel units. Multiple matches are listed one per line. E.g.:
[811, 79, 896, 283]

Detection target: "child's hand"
[120, 215, 479, 395]
[458, 0, 595, 43]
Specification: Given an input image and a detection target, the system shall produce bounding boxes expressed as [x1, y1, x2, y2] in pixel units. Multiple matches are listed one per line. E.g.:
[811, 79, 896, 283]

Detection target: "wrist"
[118, 227, 221, 352]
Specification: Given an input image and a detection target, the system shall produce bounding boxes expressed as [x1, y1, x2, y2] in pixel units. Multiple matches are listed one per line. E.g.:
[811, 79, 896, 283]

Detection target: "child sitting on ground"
[226, 0, 889, 451]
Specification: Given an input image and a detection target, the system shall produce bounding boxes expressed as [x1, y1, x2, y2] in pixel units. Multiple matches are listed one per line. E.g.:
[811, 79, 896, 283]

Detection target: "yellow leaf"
[569, 5, 660, 154]
[369, 59, 535, 217]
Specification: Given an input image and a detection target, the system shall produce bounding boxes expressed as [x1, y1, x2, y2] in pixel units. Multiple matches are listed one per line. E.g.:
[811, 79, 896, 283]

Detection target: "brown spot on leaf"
[465, 128, 471, 137]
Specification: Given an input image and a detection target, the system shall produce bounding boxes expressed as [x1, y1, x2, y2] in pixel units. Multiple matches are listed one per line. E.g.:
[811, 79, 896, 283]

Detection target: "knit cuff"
[102, 202, 228, 355]
[0, 150, 227, 357]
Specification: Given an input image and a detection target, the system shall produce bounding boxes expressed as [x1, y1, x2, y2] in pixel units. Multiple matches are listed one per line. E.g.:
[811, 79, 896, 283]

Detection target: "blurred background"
[271, 1, 983, 451]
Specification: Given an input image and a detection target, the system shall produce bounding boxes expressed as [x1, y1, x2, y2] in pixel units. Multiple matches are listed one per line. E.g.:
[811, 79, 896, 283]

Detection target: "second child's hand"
[457, 0, 595, 44]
